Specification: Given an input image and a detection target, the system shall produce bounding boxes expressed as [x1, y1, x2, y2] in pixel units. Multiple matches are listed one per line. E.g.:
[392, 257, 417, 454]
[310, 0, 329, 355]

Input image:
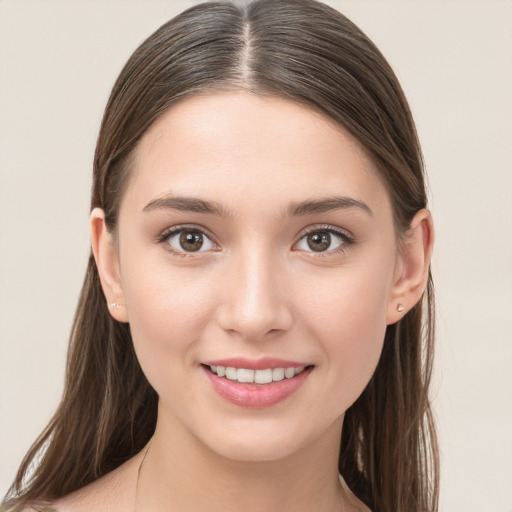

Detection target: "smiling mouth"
[205, 364, 312, 385]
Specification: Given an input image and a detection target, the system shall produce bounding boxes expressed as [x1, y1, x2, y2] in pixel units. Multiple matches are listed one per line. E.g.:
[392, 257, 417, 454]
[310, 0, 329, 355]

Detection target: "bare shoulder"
[50, 455, 140, 512]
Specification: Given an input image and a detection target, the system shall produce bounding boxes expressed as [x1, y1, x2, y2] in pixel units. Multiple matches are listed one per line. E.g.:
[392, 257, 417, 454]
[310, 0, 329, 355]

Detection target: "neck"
[136, 410, 346, 512]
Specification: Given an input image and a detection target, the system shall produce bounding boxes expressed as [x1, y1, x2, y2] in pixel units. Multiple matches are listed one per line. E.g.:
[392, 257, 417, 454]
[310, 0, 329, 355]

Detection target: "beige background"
[1, 1, 511, 510]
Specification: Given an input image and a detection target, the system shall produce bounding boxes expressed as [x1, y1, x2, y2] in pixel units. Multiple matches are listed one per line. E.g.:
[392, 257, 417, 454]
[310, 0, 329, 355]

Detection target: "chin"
[198, 414, 341, 465]
[210, 436, 304, 463]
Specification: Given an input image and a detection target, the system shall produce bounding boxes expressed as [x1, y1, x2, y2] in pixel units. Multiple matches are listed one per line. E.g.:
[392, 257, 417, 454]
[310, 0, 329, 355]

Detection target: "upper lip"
[202, 357, 311, 370]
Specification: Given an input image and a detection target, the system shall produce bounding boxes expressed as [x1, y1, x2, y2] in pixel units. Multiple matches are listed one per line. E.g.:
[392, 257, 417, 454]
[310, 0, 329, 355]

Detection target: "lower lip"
[203, 366, 313, 409]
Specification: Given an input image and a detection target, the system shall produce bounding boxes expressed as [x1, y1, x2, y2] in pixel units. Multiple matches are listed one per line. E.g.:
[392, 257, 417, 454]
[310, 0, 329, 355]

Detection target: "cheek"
[120, 260, 216, 384]
[297, 263, 391, 403]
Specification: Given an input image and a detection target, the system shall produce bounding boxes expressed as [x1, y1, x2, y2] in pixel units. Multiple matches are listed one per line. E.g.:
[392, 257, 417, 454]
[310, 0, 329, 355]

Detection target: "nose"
[216, 249, 293, 341]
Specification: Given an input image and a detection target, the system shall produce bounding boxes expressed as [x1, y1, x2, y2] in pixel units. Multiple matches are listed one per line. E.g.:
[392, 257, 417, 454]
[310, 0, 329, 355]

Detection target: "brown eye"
[295, 228, 348, 254]
[165, 228, 216, 254]
[306, 231, 331, 252]
[179, 230, 204, 252]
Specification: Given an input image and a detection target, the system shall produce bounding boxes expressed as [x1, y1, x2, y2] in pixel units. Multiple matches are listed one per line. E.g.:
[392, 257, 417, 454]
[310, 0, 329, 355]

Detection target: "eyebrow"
[142, 195, 233, 218]
[286, 196, 373, 217]
[142, 194, 372, 219]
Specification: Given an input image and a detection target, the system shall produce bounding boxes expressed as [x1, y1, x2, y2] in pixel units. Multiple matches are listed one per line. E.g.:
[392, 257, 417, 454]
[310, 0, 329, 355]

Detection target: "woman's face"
[111, 92, 403, 462]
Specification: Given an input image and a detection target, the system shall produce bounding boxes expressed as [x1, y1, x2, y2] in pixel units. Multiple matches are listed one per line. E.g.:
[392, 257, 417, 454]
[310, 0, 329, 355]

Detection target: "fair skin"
[56, 92, 432, 512]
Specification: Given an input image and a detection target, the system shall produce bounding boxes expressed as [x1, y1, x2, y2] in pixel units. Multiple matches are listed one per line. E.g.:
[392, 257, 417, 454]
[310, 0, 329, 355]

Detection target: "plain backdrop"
[1, 1, 511, 510]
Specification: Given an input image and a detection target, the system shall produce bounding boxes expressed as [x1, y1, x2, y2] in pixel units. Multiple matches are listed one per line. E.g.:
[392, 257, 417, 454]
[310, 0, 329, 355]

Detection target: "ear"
[386, 209, 434, 325]
[90, 208, 128, 323]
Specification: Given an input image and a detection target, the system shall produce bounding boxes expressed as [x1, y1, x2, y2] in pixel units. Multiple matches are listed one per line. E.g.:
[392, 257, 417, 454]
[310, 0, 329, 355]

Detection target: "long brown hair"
[3, 1, 439, 511]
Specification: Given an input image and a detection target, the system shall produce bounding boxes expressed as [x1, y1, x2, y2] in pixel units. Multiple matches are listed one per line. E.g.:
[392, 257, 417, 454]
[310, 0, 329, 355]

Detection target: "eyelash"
[294, 224, 355, 257]
[155, 224, 355, 257]
[155, 225, 219, 258]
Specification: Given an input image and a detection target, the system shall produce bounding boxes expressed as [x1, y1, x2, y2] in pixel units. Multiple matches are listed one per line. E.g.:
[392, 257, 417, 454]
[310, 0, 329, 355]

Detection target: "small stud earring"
[109, 302, 123, 309]
[397, 303, 405, 312]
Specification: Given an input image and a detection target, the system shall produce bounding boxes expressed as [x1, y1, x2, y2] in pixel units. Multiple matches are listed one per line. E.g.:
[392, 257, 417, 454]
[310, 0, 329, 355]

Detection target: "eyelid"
[155, 224, 221, 255]
[298, 224, 354, 240]
[154, 223, 354, 256]
[293, 224, 355, 254]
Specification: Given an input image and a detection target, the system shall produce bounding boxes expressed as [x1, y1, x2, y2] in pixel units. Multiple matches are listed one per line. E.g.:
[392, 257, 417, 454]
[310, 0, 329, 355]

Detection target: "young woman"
[2, 1, 439, 511]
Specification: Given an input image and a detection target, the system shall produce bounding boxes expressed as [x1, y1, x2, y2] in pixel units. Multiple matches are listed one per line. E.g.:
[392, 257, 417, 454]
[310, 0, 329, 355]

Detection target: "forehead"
[122, 91, 390, 217]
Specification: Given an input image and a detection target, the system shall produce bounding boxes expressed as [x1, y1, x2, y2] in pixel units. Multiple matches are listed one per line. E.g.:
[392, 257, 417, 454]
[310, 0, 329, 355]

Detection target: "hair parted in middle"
[4, 2, 438, 512]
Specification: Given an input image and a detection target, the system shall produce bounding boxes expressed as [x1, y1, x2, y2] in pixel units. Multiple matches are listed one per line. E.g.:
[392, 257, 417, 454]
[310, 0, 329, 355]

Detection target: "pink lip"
[203, 357, 308, 370]
[202, 364, 313, 409]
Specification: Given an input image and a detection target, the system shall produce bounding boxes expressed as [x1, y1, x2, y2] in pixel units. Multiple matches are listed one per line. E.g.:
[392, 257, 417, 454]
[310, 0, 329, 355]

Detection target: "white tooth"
[254, 369, 273, 384]
[294, 366, 305, 375]
[225, 367, 237, 380]
[216, 366, 226, 377]
[284, 367, 295, 379]
[210, 365, 217, 373]
[272, 368, 285, 381]
[237, 368, 255, 383]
